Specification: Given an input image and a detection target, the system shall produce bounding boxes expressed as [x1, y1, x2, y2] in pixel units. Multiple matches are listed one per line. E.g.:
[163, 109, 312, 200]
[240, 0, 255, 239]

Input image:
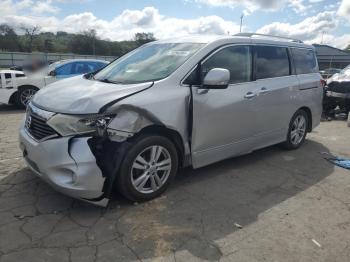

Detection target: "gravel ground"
[0, 104, 349, 262]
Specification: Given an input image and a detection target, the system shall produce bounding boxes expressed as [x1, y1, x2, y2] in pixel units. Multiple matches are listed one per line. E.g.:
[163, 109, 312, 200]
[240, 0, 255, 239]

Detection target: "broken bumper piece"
[19, 126, 109, 206]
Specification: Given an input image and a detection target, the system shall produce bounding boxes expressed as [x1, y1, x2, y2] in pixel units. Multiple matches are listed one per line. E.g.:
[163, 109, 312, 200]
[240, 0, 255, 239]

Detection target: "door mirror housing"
[202, 68, 230, 89]
[49, 70, 56, 77]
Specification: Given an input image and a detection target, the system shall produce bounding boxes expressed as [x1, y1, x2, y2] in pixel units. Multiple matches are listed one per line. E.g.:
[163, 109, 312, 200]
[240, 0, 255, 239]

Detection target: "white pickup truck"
[0, 59, 109, 108]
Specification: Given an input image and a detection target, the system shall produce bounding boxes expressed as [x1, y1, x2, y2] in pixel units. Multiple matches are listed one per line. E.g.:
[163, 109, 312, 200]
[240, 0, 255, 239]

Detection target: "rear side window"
[5, 73, 11, 79]
[93, 62, 107, 71]
[202, 45, 252, 84]
[291, 48, 318, 74]
[55, 63, 73, 76]
[256, 46, 290, 79]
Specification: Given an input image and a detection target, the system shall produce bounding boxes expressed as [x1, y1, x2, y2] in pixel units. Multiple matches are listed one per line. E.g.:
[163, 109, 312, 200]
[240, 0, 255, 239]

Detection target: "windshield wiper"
[97, 78, 124, 84]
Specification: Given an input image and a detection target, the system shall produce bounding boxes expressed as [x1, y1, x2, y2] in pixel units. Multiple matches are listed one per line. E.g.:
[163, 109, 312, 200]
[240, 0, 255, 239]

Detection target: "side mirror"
[202, 68, 230, 89]
[49, 70, 56, 77]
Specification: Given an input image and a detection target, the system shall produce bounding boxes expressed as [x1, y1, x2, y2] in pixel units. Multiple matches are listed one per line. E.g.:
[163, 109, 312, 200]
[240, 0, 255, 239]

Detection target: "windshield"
[94, 43, 204, 84]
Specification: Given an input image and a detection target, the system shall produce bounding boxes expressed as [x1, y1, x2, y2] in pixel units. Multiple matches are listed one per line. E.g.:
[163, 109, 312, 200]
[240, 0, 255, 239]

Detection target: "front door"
[191, 45, 258, 168]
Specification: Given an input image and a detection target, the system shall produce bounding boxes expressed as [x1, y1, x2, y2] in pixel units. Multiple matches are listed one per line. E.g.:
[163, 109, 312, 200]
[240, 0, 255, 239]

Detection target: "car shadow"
[0, 104, 24, 114]
[0, 140, 334, 261]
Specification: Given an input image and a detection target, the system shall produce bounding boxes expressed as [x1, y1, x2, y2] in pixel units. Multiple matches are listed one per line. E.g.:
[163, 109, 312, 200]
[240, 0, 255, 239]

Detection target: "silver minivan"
[19, 34, 323, 206]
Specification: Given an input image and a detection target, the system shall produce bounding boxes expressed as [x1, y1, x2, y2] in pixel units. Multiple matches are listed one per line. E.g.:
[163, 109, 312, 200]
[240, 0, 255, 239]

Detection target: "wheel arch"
[8, 91, 18, 104]
[7, 85, 39, 105]
[133, 125, 186, 168]
[18, 84, 40, 92]
[298, 106, 312, 132]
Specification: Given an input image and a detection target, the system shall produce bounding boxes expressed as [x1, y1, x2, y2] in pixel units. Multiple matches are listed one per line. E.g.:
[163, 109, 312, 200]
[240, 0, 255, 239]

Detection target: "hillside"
[0, 24, 155, 57]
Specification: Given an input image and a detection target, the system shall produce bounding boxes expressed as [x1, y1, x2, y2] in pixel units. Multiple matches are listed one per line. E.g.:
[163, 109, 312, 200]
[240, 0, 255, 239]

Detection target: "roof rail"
[235, 33, 303, 43]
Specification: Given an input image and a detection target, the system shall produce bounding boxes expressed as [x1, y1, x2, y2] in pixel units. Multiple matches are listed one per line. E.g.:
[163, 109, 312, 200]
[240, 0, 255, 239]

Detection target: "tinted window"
[256, 46, 290, 79]
[15, 74, 25, 78]
[93, 62, 107, 70]
[291, 48, 318, 74]
[72, 62, 93, 74]
[55, 63, 73, 76]
[202, 45, 252, 84]
[5, 73, 11, 79]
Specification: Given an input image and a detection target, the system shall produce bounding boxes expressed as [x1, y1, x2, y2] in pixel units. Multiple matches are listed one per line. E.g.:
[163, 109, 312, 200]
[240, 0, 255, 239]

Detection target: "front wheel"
[116, 135, 179, 202]
[283, 110, 309, 150]
[16, 87, 37, 108]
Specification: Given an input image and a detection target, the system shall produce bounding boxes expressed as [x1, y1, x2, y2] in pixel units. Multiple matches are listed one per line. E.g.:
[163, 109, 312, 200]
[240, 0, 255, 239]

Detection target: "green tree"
[20, 25, 40, 52]
[134, 32, 156, 45]
[345, 45, 350, 53]
[0, 24, 22, 51]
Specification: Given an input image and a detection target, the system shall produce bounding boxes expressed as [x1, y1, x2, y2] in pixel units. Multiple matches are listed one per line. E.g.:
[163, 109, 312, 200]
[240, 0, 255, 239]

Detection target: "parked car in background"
[19, 34, 323, 206]
[0, 59, 109, 108]
[320, 68, 342, 79]
[10, 59, 55, 72]
[323, 65, 350, 117]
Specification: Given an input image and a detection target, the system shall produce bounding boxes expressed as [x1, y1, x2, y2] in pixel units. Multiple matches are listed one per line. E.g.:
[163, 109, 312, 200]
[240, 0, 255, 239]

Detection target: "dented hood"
[32, 75, 152, 114]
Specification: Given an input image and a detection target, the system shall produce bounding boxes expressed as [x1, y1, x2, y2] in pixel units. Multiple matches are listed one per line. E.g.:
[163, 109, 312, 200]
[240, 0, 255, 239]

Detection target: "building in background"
[314, 44, 350, 70]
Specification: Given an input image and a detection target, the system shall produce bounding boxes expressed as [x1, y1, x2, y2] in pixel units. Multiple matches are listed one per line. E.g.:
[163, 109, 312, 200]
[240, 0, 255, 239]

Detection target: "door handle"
[244, 92, 256, 99]
[259, 87, 269, 94]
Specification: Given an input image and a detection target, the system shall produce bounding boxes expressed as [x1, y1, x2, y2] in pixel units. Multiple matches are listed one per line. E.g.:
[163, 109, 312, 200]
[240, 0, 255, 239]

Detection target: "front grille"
[26, 111, 58, 141]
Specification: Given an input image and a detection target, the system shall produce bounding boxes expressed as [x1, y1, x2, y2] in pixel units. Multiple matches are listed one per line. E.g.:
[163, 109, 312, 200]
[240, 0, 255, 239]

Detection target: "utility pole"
[240, 14, 244, 33]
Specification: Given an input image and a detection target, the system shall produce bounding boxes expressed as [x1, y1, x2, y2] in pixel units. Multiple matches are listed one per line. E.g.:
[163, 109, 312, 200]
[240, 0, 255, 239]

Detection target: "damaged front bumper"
[19, 123, 109, 206]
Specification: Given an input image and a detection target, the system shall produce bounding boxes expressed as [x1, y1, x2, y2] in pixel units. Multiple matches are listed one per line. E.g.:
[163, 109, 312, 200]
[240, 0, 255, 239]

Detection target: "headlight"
[47, 114, 114, 136]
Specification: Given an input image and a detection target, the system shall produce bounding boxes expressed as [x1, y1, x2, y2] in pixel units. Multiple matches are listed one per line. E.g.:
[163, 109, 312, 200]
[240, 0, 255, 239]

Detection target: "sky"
[1, 0, 350, 48]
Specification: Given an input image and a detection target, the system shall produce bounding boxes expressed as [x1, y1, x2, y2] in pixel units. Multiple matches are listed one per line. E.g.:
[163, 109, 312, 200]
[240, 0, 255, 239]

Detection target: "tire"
[282, 109, 309, 150]
[16, 87, 38, 109]
[116, 135, 179, 202]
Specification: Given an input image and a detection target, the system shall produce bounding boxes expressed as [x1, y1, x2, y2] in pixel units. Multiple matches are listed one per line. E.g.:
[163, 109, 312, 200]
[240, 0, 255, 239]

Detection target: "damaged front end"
[19, 102, 162, 206]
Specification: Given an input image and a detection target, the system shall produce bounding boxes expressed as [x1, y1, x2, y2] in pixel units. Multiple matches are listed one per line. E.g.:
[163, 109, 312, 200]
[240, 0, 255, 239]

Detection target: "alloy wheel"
[290, 115, 306, 146]
[20, 89, 36, 106]
[131, 145, 172, 194]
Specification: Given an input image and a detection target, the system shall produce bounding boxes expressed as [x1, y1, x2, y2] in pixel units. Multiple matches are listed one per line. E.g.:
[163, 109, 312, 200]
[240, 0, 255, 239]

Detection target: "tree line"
[0, 24, 156, 57]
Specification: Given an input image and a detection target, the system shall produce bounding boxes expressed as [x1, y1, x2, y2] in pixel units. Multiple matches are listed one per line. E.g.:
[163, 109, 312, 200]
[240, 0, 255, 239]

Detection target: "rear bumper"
[19, 121, 108, 206]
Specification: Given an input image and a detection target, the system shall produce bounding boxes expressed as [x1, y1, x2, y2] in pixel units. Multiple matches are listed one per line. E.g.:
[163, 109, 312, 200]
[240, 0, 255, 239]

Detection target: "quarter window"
[55, 63, 73, 76]
[72, 62, 93, 74]
[291, 48, 318, 74]
[202, 45, 252, 84]
[255, 46, 290, 79]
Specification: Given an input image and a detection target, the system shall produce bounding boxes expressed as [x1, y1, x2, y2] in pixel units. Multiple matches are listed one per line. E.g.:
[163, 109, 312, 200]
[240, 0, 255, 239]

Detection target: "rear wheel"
[116, 135, 178, 202]
[283, 110, 308, 150]
[16, 87, 37, 108]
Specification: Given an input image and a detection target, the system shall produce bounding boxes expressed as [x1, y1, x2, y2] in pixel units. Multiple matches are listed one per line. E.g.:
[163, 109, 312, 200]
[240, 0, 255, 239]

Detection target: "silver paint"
[19, 35, 323, 205]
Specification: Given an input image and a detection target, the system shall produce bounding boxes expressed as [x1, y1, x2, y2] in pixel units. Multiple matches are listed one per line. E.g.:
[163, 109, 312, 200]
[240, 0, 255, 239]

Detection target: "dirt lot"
[0, 104, 349, 262]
